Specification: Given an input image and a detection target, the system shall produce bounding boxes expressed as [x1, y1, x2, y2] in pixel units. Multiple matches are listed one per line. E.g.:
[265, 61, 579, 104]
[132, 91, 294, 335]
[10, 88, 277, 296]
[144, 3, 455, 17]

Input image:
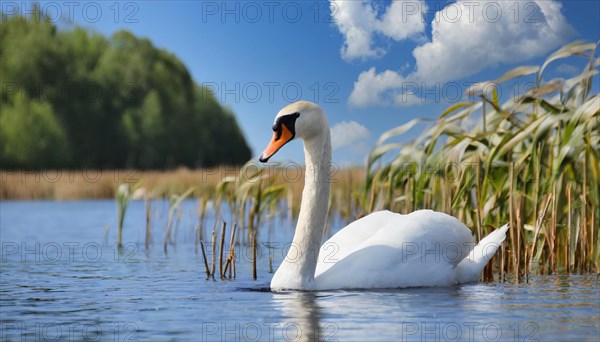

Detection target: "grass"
[0, 168, 222, 200]
[0, 41, 598, 279]
[362, 41, 599, 277]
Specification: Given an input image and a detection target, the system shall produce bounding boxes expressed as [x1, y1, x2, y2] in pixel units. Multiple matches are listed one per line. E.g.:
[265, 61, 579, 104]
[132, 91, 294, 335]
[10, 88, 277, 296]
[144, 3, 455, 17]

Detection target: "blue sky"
[16, 0, 600, 165]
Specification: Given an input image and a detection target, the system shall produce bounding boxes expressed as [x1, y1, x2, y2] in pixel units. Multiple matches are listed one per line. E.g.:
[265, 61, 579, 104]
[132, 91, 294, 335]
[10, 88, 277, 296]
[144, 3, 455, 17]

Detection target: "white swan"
[259, 101, 508, 291]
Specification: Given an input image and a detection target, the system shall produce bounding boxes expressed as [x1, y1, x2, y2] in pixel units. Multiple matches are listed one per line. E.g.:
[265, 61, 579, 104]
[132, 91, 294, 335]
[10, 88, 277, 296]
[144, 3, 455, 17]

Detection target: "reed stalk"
[145, 194, 151, 250]
[219, 221, 226, 279]
[211, 229, 216, 279]
[200, 240, 210, 278]
[252, 232, 257, 280]
[229, 223, 237, 279]
[223, 223, 237, 279]
[164, 187, 195, 254]
[567, 184, 572, 274]
[115, 184, 130, 249]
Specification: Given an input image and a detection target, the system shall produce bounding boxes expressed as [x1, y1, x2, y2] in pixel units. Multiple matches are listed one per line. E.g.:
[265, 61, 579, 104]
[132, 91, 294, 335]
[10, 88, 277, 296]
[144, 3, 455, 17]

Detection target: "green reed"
[363, 41, 599, 277]
[115, 183, 131, 249]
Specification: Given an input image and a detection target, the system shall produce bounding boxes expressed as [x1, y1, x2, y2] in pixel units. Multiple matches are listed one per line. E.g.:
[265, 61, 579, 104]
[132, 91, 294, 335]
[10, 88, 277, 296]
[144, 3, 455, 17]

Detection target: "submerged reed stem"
[200, 240, 210, 278]
[252, 232, 257, 280]
[219, 221, 226, 279]
[211, 229, 216, 279]
[145, 195, 151, 251]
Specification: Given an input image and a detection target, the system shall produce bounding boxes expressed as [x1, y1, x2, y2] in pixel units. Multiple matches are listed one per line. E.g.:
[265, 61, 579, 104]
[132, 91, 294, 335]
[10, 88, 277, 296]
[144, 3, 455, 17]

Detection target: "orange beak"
[259, 123, 294, 162]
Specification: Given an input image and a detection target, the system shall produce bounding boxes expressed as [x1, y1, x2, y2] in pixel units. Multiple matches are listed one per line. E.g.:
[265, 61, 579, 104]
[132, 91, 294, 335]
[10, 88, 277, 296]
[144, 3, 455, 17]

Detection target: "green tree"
[0, 8, 252, 169]
[0, 92, 68, 167]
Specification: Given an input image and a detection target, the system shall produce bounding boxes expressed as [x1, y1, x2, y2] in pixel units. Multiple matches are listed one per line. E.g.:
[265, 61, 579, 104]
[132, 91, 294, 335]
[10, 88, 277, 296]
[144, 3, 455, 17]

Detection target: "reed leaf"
[496, 65, 540, 83]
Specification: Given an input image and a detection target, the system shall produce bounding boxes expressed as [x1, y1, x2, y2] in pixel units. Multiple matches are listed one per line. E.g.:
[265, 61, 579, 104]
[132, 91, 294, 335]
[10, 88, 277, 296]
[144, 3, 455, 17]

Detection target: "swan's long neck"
[274, 129, 331, 289]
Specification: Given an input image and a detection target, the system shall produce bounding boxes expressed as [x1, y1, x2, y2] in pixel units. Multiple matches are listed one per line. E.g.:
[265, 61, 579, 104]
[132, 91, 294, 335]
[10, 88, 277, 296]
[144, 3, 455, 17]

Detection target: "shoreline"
[0, 167, 364, 200]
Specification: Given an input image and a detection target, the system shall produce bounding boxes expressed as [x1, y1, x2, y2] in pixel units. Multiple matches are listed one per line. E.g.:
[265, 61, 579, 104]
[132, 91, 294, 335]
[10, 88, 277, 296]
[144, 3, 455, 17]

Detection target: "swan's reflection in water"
[272, 292, 334, 342]
[271, 284, 507, 341]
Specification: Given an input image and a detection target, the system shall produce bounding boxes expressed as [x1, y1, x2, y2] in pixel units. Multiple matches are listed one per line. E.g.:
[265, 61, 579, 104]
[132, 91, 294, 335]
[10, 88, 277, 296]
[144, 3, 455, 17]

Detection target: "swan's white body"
[261, 101, 508, 291]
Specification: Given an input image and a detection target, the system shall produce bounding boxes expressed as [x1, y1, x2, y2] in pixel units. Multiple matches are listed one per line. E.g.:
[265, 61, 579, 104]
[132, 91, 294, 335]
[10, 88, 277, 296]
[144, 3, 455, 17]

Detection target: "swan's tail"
[456, 224, 509, 283]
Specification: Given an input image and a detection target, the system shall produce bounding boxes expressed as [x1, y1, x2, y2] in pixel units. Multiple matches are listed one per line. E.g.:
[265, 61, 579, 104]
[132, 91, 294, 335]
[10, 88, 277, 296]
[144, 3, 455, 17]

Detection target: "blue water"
[1, 200, 599, 341]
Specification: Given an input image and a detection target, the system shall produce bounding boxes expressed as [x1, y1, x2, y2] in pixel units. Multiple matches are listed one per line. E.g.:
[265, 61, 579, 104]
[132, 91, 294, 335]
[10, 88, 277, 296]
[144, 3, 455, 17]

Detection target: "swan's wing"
[315, 210, 475, 289]
[315, 210, 398, 276]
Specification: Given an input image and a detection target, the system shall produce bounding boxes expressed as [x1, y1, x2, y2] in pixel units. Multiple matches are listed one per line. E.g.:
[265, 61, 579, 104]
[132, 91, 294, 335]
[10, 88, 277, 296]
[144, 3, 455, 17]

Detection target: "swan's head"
[259, 101, 328, 162]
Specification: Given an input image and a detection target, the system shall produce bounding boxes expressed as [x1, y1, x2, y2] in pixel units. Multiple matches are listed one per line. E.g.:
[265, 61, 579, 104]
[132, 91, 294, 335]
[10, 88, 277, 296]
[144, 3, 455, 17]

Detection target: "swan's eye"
[272, 112, 300, 141]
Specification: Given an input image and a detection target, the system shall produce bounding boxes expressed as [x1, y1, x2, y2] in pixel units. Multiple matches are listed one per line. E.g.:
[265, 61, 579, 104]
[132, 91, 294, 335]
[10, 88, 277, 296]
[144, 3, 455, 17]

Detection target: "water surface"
[1, 200, 599, 341]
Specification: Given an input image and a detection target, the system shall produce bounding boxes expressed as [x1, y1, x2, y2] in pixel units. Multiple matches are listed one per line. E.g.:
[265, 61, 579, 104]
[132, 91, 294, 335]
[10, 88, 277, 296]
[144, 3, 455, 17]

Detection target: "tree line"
[0, 9, 252, 169]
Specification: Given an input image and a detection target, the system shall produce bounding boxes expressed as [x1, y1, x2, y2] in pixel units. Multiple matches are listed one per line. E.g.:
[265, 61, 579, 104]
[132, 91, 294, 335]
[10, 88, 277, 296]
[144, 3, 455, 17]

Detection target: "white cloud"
[331, 0, 427, 60]
[348, 67, 426, 107]
[331, 121, 371, 150]
[412, 0, 575, 83]
[345, 0, 575, 107]
[349, 67, 406, 106]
